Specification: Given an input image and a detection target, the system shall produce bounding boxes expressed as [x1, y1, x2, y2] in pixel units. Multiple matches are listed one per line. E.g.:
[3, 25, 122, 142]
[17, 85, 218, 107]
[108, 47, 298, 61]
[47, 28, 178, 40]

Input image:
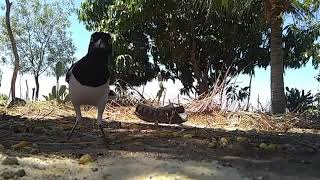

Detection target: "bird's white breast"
[69, 74, 109, 106]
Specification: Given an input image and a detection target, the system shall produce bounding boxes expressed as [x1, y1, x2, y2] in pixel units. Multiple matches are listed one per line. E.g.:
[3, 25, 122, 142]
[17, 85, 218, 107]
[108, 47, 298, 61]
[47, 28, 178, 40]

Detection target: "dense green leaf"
[286, 87, 316, 112]
[78, 0, 320, 99]
[58, 85, 67, 97]
[51, 86, 57, 98]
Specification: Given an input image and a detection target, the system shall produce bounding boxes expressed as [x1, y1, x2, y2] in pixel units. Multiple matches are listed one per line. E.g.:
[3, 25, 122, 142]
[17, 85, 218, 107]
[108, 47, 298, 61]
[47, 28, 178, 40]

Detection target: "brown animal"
[135, 103, 187, 125]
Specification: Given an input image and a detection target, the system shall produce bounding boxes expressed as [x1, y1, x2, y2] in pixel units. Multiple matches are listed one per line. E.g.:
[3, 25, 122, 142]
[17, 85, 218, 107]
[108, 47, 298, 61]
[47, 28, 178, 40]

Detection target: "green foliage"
[0, 93, 9, 106]
[303, 91, 320, 121]
[53, 61, 67, 99]
[305, 107, 320, 122]
[226, 85, 249, 102]
[225, 83, 250, 109]
[54, 61, 65, 82]
[196, 0, 320, 69]
[78, 0, 320, 96]
[43, 85, 70, 104]
[285, 87, 315, 113]
[80, 0, 160, 88]
[79, 0, 270, 95]
[0, 0, 76, 73]
[0, 0, 76, 96]
[283, 23, 320, 69]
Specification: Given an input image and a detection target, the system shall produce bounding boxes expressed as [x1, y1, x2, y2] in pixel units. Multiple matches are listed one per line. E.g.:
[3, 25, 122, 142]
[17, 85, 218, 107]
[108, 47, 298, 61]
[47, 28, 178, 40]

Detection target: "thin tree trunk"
[142, 85, 145, 97]
[190, 17, 208, 96]
[25, 80, 29, 100]
[56, 78, 59, 101]
[32, 88, 35, 101]
[19, 73, 22, 98]
[34, 75, 40, 100]
[0, 71, 2, 87]
[5, 0, 20, 100]
[162, 90, 166, 105]
[270, 2, 286, 114]
[257, 94, 260, 111]
[191, 38, 209, 95]
[246, 72, 253, 111]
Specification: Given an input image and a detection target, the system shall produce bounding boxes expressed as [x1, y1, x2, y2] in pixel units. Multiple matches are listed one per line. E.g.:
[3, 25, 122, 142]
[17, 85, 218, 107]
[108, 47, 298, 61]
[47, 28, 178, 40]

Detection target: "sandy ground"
[0, 152, 244, 180]
[1, 105, 320, 180]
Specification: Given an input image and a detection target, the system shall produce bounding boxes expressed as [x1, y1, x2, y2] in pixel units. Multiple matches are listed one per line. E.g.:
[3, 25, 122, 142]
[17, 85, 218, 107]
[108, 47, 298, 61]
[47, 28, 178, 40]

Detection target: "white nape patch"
[178, 112, 188, 121]
[94, 39, 105, 48]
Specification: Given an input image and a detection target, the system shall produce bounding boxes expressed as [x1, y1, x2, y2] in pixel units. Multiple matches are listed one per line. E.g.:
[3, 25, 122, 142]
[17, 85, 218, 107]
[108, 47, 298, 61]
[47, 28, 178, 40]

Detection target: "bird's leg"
[67, 105, 81, 141]
[97, 104, 106, 140]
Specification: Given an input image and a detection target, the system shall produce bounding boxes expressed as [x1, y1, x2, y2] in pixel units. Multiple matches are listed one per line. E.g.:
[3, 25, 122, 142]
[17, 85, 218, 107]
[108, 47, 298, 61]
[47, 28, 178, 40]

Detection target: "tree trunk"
[190, 16, 209, 96]
[34, 75, 40, 100]
[142, 85, 145, 97]
[191, 38, 209, 95]
[162, 90, 166, 105]
[25, 80, 29, 100]
[5, 0, 20, 100]
[19, 73, 22, 98]
[56, 78, 59, 101]
[32, 88, 35, 101]
[270, 1, 286, 114]
[246, 72, 253, 111]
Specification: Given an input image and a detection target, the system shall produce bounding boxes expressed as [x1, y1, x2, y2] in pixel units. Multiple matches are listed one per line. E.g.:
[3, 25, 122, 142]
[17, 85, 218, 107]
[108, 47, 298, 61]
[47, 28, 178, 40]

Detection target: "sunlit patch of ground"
[3, 102, 320, 149]
[0, 152, 243, 180]
[2, 101, 311, 132]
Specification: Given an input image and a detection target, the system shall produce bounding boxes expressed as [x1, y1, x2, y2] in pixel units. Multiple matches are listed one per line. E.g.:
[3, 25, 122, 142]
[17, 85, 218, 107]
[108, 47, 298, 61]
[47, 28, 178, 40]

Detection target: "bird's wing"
[65, 63, 76, 83]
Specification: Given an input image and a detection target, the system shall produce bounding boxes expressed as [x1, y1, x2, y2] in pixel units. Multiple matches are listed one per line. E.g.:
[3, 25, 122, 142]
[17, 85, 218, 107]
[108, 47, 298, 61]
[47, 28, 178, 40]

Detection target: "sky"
[0, 0, 319, 110]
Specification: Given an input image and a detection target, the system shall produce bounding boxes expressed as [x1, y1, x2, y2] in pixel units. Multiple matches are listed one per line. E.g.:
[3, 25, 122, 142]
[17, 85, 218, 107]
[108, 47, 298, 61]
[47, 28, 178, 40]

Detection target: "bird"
[65, 32, 112, 141]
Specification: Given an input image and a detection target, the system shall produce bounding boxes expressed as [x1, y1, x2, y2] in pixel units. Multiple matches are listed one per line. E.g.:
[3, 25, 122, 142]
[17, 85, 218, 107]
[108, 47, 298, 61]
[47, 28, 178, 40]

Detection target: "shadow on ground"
[1, 113, 320, 179]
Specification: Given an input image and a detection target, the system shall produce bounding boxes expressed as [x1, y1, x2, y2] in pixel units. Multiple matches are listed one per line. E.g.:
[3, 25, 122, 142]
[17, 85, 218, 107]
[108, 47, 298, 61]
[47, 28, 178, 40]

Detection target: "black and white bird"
[65, 32, 112, 140]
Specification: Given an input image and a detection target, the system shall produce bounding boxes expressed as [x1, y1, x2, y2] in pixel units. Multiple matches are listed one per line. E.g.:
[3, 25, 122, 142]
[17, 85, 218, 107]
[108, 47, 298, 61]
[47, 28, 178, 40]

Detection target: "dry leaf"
[12, 141, 30, 149]
[266, 144, 278, 151]
[0, 144, 5, 151]
[236, 137, 247, 143]
[172, 132, 180, 137]
[208, 142, 217, 148]
[259, 143, 268, 150]
[220, 137, 228, 144]
[183, 134, 194, 139]
[79, 154, 94, 165]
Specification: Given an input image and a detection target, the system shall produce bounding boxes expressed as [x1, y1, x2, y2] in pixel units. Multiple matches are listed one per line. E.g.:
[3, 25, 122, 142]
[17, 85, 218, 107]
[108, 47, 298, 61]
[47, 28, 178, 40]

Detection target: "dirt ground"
[0, 103, 320, 180]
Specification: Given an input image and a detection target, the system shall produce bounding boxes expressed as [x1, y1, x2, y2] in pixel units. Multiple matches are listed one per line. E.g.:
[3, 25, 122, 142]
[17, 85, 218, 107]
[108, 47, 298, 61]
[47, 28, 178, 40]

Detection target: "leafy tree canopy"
[79, 0, 320, 95]
[0, 0, 76, 99]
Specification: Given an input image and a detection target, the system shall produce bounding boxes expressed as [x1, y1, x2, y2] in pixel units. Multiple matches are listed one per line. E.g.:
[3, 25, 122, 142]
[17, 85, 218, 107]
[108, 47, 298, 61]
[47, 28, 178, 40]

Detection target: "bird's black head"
[88, 32, 112, 54]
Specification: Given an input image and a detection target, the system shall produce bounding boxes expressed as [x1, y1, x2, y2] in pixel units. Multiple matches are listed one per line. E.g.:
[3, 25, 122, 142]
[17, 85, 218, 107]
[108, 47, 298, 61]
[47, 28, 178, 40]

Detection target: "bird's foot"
[98, 124, 108, 146]
[67, 121, 79, 141]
